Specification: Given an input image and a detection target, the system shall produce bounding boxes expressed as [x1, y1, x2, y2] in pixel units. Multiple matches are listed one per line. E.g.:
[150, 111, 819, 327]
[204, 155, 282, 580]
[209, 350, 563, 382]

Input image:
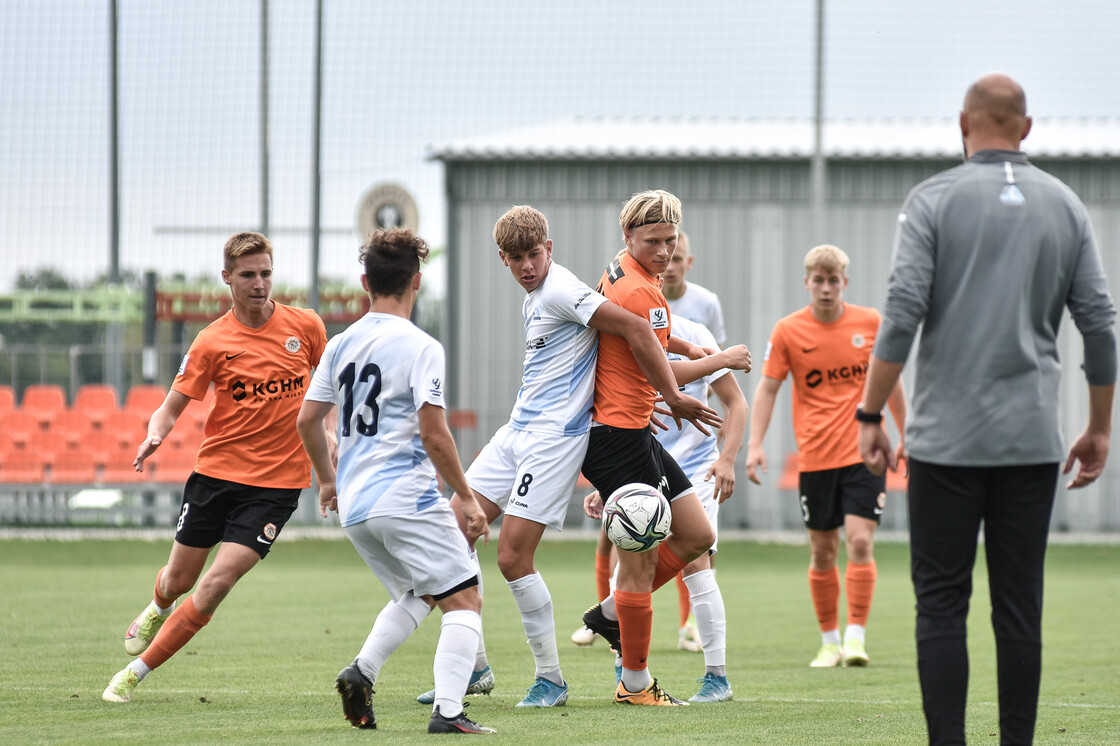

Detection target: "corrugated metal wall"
[443, 157, 1120, 532]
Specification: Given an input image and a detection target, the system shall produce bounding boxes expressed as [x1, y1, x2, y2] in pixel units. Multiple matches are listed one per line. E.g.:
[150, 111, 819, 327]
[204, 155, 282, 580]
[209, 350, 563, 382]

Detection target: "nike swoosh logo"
[256, 535, 273, 545]
[802, 347, 817, 353]
[226, 352, 246, 360]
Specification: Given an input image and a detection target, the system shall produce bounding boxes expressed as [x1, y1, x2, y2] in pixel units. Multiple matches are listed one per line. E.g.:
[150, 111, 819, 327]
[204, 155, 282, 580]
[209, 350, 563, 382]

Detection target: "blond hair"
[619, 190, 682, 233]
[493, 205, 549, 256]
[223, 232, 273, 273]
[804, 244, 850, 277]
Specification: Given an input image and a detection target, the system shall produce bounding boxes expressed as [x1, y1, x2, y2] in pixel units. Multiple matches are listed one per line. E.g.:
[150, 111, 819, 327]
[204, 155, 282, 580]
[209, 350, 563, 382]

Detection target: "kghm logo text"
[231, 375, 307, 402]
[804, 363, 867, 389]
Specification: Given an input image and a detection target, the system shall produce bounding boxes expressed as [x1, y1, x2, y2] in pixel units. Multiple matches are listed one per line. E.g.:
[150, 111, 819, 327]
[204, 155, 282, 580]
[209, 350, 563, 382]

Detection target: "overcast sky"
[3, 0, 1120, 290]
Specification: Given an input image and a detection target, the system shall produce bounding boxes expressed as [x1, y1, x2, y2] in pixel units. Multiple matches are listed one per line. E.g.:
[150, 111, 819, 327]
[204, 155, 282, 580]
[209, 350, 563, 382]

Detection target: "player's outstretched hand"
[718, 344, 752, 373]
[583, 491, 604, 520]
[859, 422, 897, 476]
[318, 481, 338, 518]
[745, 445, 767, 485]
[1063, 428, 1110, 489]
[133, 434, 162, 472]
[459, 496, 491, 546]
[662, 390, 721, 437]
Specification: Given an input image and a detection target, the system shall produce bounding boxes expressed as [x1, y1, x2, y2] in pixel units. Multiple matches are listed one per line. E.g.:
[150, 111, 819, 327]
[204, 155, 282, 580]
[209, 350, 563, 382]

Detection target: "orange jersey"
[592, 251, 671, 428]
[172, 303, 326, 488]
[760, 304, 880, 471]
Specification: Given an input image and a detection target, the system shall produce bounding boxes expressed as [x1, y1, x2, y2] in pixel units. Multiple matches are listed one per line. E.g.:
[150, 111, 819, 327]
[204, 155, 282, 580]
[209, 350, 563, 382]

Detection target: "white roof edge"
[429, 116, 1120, 160]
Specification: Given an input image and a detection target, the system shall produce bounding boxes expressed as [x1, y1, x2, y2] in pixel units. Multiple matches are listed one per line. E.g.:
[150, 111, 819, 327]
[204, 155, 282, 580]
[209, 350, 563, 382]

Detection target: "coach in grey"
[856, 73, 1116, 745]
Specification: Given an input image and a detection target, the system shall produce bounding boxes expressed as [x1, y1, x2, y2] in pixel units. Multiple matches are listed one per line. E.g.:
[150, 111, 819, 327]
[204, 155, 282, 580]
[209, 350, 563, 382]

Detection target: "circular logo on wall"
[356, 183, 419, 238]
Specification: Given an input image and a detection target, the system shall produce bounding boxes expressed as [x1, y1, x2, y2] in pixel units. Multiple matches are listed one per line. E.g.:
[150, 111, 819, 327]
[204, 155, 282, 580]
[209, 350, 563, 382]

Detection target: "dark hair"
[359, 228, 430, 297]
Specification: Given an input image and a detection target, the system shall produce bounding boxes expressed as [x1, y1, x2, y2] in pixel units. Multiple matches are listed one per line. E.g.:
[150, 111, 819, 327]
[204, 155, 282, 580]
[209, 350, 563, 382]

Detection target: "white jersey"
[509, 262, 608, 436]
[667, 281, 726, 346]
[305, 312, 447, 527]
[656, 316, 728, 482]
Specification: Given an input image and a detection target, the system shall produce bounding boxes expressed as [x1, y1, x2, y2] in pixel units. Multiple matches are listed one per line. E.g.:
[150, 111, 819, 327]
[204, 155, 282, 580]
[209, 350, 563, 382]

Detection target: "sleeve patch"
[648, 307, 669, 329]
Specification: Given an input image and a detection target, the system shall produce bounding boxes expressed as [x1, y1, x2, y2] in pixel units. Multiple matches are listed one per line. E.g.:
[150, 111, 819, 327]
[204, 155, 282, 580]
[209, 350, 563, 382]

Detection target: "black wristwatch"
[854, 407, 883, 424]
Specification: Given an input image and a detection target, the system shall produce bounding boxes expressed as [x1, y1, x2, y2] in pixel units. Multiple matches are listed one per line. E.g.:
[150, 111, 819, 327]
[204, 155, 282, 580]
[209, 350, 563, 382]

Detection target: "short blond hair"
[804, 244, 849, 277]
[619, 190, 682, 233]
[223, 232, 273, 273]
[493, 205, 549, 256]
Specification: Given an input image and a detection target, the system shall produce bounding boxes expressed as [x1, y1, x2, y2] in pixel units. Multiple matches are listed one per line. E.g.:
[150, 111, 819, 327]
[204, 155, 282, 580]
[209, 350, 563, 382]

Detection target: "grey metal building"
[431, 117, 1120, 533]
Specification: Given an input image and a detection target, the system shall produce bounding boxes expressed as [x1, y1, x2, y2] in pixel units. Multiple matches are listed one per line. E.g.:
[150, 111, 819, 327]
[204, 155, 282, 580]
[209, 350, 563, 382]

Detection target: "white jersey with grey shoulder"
[509, 262, 608, 436]
[305, 312, 447, 526]
[667, 281, 726, 346]
[656, 316, 729, 482]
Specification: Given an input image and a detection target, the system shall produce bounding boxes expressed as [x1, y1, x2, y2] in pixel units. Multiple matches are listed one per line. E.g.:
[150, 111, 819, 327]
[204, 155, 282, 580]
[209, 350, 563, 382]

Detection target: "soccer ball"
[602, 483, 672, 553]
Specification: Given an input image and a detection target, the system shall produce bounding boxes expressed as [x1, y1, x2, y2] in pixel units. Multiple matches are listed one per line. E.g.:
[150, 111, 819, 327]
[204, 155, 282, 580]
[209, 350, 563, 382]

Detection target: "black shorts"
[797, 463, 886, 531]
[175, 472, 301, 559]
[581, 425, 694, 504]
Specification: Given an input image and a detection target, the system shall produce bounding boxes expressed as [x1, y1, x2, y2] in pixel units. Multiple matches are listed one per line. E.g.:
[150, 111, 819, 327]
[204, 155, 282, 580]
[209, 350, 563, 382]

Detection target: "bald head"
[959, 73, 1031, 156]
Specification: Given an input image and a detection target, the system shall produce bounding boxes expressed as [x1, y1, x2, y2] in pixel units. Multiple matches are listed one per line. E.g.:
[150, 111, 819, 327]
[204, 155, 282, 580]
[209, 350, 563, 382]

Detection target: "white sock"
[822, 628, 842, 646]
[433, 609, 482, 719]
[684, 569, 726, 669]
[844, 624, 866, 644]
[470, 550, 489, 671]
[127, 658, 151, 681]
[621, 666, 653, 693]
[356, 592, 430, 683]
[155, 602, 174, 616]
[601, 592, 617, 621]
[508, 573, 562, 684]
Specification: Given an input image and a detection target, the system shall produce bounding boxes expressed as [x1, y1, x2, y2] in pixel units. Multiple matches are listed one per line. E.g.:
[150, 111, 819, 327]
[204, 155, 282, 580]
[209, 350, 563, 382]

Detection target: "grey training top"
[875, 149, 1117, 466]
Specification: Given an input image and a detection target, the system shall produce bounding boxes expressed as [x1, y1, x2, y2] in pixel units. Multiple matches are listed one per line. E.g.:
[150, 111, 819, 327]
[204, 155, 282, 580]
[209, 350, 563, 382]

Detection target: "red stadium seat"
[21, 384, 67, 428]
[95, 443, 147, 485]
[49, 409, 95, 451]
[124, 384, 167, 420]
[48, 450, 98, 484]
[0, 449, 46, 484]
[73, 384, 120, 428]
[97, 409, 147, 451]
[0, 410, 40, 448]
[149, 446, 196, 485]
[0, 384, 14, 415]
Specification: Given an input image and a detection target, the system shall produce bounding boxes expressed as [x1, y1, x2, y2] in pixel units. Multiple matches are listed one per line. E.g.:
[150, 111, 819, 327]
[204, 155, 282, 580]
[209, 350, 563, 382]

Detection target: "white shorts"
[344, 502, 477, 602]
[466, 424, 589, 531]
[687, 465, 720, 553]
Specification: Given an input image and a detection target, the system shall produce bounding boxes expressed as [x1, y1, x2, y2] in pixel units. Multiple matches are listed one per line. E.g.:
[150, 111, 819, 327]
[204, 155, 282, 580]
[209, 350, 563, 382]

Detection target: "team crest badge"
[285, 336, 301, 353]
[262, 523, 278, 541]
[851, 334, 866, 348]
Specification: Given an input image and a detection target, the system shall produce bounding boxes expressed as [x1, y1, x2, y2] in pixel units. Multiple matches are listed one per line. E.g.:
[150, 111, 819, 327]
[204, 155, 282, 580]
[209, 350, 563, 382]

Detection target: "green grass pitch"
[0, 536, 1117, 744]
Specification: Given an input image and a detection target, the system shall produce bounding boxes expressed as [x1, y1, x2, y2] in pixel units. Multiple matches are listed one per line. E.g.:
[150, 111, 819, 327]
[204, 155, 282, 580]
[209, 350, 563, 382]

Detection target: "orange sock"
[615, 589, 652, 672]
[808, 566, 841, 633]
[650, 543, 689, 592]
[675, 572, 691, 627]
[139, 595, 211, 670]
[595, 551, 611, 602]
[153, 566, 177, 609]
[845, 560, 877, 627]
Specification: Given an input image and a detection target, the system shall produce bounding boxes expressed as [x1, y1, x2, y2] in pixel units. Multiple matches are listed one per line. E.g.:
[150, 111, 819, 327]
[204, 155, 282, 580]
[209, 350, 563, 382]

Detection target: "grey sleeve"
[874, 182, 939, 364]
[1067, 205, 1118, 385]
